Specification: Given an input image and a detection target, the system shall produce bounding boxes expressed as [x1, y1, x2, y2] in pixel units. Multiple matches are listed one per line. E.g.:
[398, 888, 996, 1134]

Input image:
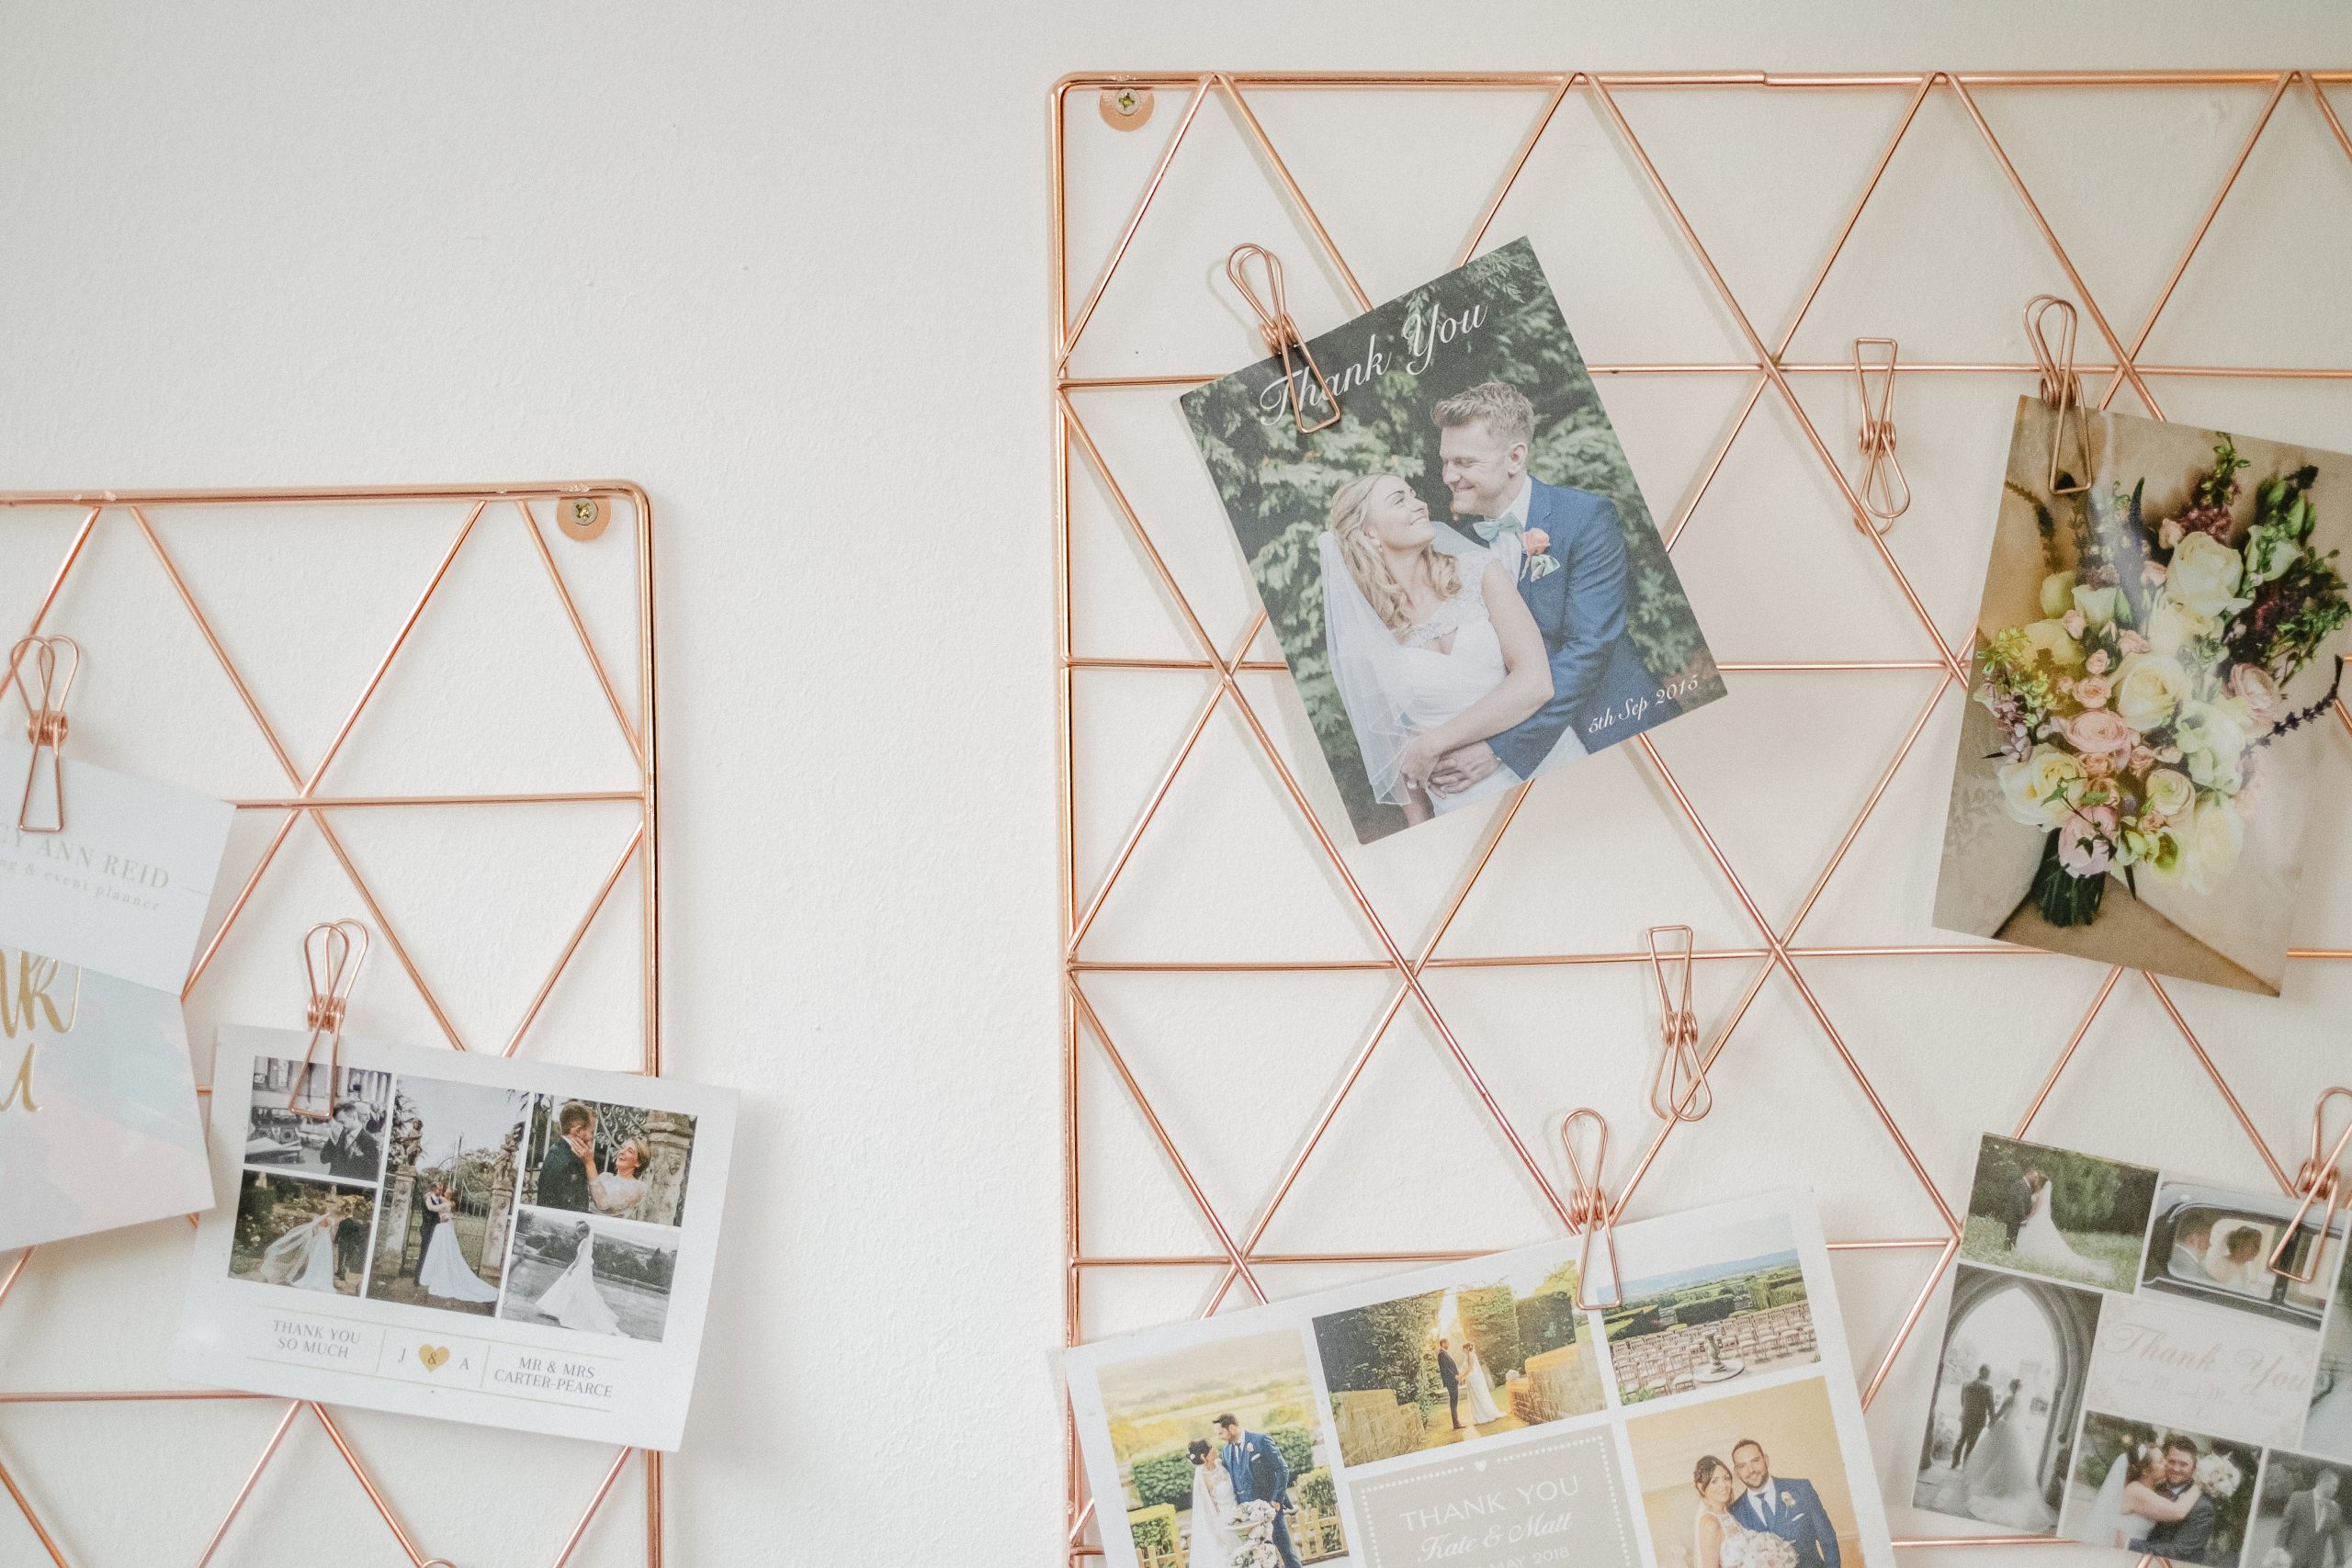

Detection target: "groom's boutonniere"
[1780, 1492, 1796, 1507]
[1519, 526, 1560, 581]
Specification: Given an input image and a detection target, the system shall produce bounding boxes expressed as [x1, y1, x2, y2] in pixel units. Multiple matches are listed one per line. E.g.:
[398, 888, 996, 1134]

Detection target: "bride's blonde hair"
[616, 1136, 649, 1173]
[1329, 474, 1459, 635]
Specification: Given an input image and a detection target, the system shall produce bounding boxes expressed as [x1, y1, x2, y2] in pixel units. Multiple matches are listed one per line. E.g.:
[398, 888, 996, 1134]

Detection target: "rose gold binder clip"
[1226, 243, 1341, 434]
[1851, 338, 1909, 532]
[2026, 295, 2092, 497]
[287, 919, 370, 1122]
[1561, 1108, 1622, 1309]
[9, 635, 79, 834]
[1645, 924, 1711, 1123]
[2270, 1086, 2352, 1281]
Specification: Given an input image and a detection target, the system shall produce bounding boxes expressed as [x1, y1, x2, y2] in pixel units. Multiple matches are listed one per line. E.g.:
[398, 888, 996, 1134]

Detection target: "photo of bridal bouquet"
[1936, 400, 2352, 995]
[1978, 432, 2349, 927]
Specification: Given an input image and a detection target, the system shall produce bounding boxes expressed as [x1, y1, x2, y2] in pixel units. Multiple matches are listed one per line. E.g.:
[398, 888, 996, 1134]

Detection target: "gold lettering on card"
[1, 948, 83, 1116]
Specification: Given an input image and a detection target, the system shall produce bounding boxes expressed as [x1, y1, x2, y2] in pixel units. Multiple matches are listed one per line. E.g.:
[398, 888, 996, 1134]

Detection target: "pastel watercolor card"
[0, 947, 213, 1252]
[0, 744, 235, 993]
[1065, 1190, 1894, 1568]
[1913, 1132, 2352, 1566]
[1180, 238, 1725, 845]
[175, 1025, 737, 1450]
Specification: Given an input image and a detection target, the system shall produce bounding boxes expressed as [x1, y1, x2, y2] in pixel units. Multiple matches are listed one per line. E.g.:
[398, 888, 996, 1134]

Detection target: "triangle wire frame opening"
[1054, 68, 2352, 1560]
[0, 482, 667, 1568]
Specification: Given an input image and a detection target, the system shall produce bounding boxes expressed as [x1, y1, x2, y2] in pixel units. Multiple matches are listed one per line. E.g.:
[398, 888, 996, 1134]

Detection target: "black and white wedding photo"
[499, 1206, 681, 1342]
[367, 1076, 534, 1316]
[2247, 1451, 2352, 1568]
[521, 1095, 700, 1227]
[1914, 1264, 2101, 1531]
[229, 1169, 377, 1297]
[2308, 1245, 2352, 1462]
[243, 1055, 391, 1183]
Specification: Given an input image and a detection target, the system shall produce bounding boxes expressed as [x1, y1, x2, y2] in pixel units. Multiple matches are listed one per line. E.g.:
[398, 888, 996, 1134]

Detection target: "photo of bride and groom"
[1630, 1378, 1860, 1568]
[231, 1170, 377, 1296]
[2062, 1416, 2258, 1567]
[1915, 1264, 2101, 1531]
[1182, 239, 1724, 844]
[366, 1076, 532, 1314]
[522, 1096, 697, 1228]
[1096, 1330, 1347, 1568]
[498, 1206, 681, 1342]
[1961, 1135, 2157, 1295]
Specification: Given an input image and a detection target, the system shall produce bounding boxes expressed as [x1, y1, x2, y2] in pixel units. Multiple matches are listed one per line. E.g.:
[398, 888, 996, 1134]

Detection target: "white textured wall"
[1, 4, 2348, 1566]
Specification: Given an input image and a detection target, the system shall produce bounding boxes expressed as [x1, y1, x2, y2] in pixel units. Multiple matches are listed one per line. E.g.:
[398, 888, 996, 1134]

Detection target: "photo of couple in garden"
[1182, 238, 1724, 844]
[1094, 1329, 1347, 1568]
[366, 1076, 534, 1314]
[1959, 1134, 2157, 1295]
[2059, 1416, 2260, 1566]
[1310, 1257, 1600, 1465]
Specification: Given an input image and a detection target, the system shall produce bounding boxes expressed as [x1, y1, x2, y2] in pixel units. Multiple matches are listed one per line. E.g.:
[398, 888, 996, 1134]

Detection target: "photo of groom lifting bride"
[1185, 239, 1725, 844]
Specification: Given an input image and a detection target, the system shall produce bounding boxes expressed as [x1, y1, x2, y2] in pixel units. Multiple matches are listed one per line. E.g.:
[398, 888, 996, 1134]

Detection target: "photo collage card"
[1181, 239, 1725, 844]
[1066, 1191, 1893, 1568]
[176, 1025, 736, 1450]
[1913, 1133, 2352, 1567]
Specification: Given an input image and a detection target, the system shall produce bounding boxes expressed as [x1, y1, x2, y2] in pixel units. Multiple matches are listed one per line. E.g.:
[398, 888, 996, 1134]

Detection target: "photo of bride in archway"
[1915, 1264, 2102, 1531]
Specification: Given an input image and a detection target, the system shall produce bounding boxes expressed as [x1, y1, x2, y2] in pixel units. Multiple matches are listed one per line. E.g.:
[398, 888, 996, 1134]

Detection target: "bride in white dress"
[257, 1208, 342, 1292]
[1320, 475, 1568, 824]
[2081, 1442, 2204, 1549]
[534, 1221, 622, 1335]
[2012, 1175, 2106, 1281]
[1692, 1455, 1754, 1568]
[415, 1187, 501, 1303]
[1460, 1342, 1507, 1426]
[1186, 1438, 1246, 1563]
[591, 1139, 650, 1221]
[1958, 1381, 2054, 1529]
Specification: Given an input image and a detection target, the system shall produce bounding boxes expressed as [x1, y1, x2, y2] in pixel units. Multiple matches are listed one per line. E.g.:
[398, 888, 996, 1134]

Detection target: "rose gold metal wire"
[1057, 68, 2352, 1564]
[0, 481, 663, 1566]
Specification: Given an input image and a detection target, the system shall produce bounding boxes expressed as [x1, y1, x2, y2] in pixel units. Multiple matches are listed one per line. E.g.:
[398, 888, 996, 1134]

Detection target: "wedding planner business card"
[0, 745, 235, 993]
[1179, 237, 1726, 845]
[175, 1025, 737, 1450]
[1912, 1132, 2352, 1566]
[1067, 1190, 1894, 1568]
[1932, 405, 2352, 995]
[0, 948, 212, 1252]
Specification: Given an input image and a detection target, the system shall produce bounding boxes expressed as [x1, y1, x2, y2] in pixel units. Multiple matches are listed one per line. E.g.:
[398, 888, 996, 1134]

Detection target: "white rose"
[2184, 797, 2245, 894]
[2113, 652, 2193, 732]
[2021, 618, 2084, 669]
[2144, 596, 2219, 655]
[2143, 767, 2195, 820]
[2178, 698, 2254, 788]
[2039, 570, 2078, 619]
[1998, 744, 2086, 829]
[2072, 584, 2121, 626]
[2166, 532, 2250, 618]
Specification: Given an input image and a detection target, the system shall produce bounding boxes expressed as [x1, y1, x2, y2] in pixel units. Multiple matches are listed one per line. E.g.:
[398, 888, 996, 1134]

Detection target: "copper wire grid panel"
[1052, 70, 2352, 1566]
[0, 484, 665, 1567]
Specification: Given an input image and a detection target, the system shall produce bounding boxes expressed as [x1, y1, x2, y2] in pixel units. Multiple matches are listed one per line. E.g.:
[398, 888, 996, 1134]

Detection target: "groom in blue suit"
[1216, 1414, 1302, 1568]
[1424, 381, 1673, 798]
[1731, 1439, 1842, 1568]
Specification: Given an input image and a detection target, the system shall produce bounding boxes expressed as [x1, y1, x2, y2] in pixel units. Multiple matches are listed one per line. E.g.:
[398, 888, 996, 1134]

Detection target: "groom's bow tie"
[1470, 516, 1523, 544]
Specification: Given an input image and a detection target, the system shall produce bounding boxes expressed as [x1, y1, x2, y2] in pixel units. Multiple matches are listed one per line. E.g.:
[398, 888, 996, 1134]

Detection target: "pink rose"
[2074, 675, 2112, 708]
[2057, 806, 2118, 877]
[1521, 526, 1550, 556]
[2117, 630, 2153, 656]
[2130, 744, 2158, 773]
[2062, 608, 2087, 638]
[2062, 707, 2133, 755]
[2081, 750, 2117, 779]
[2228, 663, 2281, 715]
[2159, 518, 2186, 549]
[2085, 649, 2111, 675]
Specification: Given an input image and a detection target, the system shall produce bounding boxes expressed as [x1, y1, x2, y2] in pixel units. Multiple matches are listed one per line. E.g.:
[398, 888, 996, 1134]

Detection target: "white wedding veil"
[2086, 1452, 2132, 1546]
[1317, 524, 1490, 806]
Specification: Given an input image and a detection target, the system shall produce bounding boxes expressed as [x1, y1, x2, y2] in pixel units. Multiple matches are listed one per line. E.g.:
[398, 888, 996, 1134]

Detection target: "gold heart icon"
[417, 1345, 450, 1372]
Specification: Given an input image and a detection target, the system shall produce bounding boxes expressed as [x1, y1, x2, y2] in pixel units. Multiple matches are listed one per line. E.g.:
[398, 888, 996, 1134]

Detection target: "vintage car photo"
[2139, 1181, 2342, 1328]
